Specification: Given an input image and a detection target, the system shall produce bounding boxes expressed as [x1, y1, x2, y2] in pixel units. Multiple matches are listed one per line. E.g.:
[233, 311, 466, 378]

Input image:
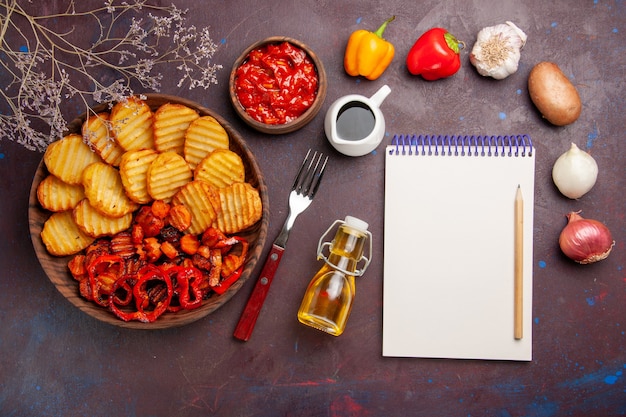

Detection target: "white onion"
[552, 143, 598, 199]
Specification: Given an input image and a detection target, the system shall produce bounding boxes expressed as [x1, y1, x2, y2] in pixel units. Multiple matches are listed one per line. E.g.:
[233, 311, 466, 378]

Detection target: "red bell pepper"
[406, 28, 464, 81]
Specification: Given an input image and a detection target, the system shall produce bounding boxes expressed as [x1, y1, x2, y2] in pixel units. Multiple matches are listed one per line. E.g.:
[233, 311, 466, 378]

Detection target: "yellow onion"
[559, 211, 614, 264]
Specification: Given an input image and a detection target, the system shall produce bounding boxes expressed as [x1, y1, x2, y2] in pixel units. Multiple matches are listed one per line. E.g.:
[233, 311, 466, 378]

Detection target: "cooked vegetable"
[70, 216, 250, 322]
[469, 21, 527, 80]
[234, 42, 318, 125]
[528, 62, 582, 126]
[344, 16, 396, 81]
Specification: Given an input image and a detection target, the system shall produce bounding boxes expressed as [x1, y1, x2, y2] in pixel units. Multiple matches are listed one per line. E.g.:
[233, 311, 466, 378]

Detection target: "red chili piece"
[235, 42, 318, 125]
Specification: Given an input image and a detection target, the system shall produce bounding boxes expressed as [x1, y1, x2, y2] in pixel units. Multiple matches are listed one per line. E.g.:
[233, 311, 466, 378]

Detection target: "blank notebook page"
[383, 135, 535, 361]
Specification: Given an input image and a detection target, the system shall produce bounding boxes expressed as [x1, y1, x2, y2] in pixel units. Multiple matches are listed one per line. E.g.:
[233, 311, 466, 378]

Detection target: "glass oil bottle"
[297, 216, 372, 336]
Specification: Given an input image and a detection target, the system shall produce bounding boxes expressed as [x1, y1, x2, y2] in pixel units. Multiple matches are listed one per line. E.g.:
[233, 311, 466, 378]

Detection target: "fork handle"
[233, 244, 285, 341]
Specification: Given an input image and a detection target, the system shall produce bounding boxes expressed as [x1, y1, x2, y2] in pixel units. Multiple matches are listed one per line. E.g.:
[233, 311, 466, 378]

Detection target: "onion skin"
[559, 212, 614, 264]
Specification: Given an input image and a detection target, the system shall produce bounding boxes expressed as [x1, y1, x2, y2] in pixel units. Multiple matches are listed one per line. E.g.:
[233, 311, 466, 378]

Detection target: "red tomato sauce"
[235, 42, 318, 125]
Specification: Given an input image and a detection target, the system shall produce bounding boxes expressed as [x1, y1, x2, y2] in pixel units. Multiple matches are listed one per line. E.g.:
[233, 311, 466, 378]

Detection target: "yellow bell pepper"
[344, 16, 396, 81]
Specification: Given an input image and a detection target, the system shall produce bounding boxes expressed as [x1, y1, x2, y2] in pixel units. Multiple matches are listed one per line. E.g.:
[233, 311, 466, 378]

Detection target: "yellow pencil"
[514, 185, 524, 340]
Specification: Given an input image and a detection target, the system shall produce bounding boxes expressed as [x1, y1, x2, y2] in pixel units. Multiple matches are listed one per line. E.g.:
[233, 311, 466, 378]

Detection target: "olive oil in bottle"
[297, 216, 371, 336]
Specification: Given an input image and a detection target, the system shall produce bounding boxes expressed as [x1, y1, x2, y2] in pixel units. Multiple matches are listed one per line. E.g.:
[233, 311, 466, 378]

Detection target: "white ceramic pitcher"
[324, 84, 391, 157]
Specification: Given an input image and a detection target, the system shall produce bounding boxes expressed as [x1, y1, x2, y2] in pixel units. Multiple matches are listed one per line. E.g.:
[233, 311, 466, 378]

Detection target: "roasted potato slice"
[41, 210, 95, 256]
[82, 112, 124, 166]
[82, 162, 139, 217]
[37, 174, 85, 212]
[109, 96, 154, 151]
[43, 133, 102, 185]
[172, 180, 221, 235]
[119, 149, 159, 204]
[73, 198, 133, 238]
[194, 149, 245, 189]
[153, 103, 199, 155]
[147, 151, 193, 202]
[214, 182, 262, 234]
[183, 115, 230, 170]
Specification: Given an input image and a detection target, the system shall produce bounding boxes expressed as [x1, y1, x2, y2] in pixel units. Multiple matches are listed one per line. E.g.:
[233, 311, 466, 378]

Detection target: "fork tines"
[293, 149, 328, 197]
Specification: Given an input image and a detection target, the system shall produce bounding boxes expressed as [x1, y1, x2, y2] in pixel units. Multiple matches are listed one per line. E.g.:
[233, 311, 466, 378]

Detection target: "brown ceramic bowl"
[229, 36, 327, 134]
[28, 93, 270, 329]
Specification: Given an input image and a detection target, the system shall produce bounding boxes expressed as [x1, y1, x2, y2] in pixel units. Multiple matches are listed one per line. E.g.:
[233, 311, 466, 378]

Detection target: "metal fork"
[234, 150, 328, 341]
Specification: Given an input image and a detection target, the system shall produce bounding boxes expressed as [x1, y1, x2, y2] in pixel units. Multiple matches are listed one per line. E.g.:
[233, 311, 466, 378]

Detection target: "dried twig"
[0, 0, 223, 152]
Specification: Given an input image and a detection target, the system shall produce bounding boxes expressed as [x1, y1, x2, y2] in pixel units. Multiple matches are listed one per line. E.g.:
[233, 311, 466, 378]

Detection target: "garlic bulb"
[470, 21, 527, 80]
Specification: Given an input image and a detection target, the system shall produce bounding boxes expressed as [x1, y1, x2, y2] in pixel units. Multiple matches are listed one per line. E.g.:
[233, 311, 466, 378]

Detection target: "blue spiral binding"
[390, 134, 533, 157]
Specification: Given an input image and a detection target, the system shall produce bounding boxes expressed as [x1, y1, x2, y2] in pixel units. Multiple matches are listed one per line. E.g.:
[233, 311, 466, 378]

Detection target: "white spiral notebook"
[383, 134, 535, 361]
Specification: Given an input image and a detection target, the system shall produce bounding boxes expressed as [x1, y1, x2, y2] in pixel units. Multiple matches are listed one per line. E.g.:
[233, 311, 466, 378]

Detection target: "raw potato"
[528, 62, 582, 126]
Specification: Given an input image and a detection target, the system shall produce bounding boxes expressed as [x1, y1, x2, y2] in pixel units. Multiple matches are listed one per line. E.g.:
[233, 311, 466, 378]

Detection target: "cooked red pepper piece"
[68, 255, 86, 280]
[184, 267, 205, 309]
[132, 265, 173, 322]
[87, 254, 125, 307]
[111, 276, 133, 306]
[172, 266, 204, 310]
[406, 28, 464, 81]
[109, 275, 143, 322]
[162, 266, 184, 312]
[79, 277, 92, 301]
[210, 266, 244, 295]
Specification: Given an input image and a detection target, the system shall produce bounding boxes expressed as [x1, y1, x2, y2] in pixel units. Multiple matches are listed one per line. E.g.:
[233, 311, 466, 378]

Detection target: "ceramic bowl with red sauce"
[229, 36, 327, 134]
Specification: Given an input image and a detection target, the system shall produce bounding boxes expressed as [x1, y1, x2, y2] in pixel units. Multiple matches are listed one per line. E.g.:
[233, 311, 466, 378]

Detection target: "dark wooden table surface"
[1, 1, 624, 416]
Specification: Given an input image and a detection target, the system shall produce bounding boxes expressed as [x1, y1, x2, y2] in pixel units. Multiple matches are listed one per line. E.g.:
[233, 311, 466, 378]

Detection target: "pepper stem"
[444, 32, 462, 54]
[373, 16, 396, 39]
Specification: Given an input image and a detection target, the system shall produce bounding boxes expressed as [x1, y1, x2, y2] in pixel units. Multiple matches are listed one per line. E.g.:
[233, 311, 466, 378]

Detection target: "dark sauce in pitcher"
[336, 102, 376, 141]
